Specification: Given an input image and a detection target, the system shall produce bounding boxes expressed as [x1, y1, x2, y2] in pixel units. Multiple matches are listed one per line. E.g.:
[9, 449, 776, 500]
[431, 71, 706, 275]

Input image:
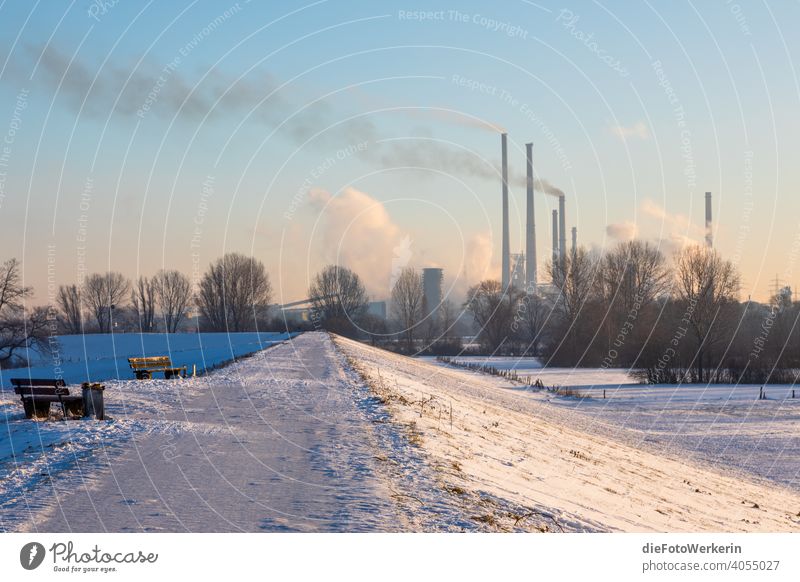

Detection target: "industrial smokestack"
[501, 133, 510, 289]
[525, 142, 537, 292]
[558, 194, 566, 268]
[552, 209, 558, 264]
[705, 191, 712, 248]
[571, 226, 577, 255]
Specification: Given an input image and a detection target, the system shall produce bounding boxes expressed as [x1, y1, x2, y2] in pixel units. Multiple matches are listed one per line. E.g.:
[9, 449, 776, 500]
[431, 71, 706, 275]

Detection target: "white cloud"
[610, 121, 649, 140]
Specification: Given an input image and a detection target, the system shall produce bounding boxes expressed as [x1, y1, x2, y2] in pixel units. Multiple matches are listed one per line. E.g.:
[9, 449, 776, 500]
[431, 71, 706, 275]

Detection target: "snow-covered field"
[337, 338, 800, 532]
[0, 332, 294, 387]
[434, 356, 800, 490]
[429, 355, 637, 388]
[2, 332, 798, 532]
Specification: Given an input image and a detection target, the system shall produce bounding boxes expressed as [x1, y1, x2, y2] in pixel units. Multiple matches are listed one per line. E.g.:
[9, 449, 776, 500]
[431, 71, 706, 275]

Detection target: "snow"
[435, 357, 800, 490]
[337, 337, 800, 532]
[434, 355, 637, 387]
[3, 332, 799, 532]
[544, 384, 800, 490]
[0, 331, 295, 387]
[0, 332, 475, 532]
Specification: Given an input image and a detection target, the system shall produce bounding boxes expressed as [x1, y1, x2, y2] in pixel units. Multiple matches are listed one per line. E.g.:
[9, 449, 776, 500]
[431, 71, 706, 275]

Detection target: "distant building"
[510, 253, 525, 290]
[367, 301, 387, 319]
[282, 307, 311, 324]
[422, 268, 443, 322]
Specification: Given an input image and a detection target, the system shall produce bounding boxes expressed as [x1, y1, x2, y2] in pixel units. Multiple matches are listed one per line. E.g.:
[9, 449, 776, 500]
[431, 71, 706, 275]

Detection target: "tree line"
[3, 242, 798, 384]
[0, 253, 274, 368]
[462, 241, 800, 384]
[55, 253, 274, 336]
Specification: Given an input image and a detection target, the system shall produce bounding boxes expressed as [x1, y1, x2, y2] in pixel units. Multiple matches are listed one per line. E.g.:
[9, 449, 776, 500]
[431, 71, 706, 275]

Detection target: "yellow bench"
[128, 356, 187, 380]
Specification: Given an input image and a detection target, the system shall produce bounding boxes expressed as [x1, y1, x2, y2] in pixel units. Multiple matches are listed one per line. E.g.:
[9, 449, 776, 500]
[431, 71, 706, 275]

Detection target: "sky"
[1, 0, 800, 306]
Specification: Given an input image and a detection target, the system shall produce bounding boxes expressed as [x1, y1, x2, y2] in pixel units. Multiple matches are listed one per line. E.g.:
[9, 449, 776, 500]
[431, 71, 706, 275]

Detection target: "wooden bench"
[11, 378, 84, 420]
[128, 356, 187, 380]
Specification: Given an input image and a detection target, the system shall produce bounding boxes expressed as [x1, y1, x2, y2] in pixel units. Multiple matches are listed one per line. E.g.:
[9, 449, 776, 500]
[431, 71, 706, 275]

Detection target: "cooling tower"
[422, 268, 443, 323]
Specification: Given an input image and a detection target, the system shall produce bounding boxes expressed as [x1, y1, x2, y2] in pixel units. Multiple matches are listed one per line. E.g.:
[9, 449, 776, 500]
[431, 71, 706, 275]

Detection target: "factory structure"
[498, 133, 714, 294]
[499, 132, 569, 294]
[283, 135, 717, 325]
[422, 267, 444, 325]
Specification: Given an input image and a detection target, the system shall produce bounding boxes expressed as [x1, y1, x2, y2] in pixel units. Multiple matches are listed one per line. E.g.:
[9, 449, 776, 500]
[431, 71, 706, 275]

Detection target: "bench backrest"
[14, 386, 70, 396]
[128, 356, 173, 370]
[10, 378, 67, 388]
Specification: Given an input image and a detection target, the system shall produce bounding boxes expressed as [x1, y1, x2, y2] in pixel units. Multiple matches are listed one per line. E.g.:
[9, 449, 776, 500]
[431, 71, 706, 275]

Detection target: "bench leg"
[21, 398, 35, 419]
[164, 370, 172, 380]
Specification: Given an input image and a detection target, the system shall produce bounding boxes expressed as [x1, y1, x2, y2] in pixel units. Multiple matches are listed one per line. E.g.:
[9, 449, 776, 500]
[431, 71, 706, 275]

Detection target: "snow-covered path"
[7, 331, 799, 533]
[335, 336, 800, 532]
[16, 333, 413, 532]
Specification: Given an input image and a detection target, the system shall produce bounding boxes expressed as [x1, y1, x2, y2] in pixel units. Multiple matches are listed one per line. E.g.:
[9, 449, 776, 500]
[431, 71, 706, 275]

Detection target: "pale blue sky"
[1, 0, 799, 303]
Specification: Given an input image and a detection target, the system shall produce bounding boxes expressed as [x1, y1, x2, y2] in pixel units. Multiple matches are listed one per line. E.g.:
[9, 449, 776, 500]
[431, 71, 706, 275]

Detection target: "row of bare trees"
[51, 253, 273, 335]
[56, 270, 193, 334]
[0, 252, 277, 368]
[463, 241, 752, 383]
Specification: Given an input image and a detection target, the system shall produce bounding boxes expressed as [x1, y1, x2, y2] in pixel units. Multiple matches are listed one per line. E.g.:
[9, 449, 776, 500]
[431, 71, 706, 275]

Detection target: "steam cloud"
[17, 44, 567, 198]
[606, 221, 638, 241]
[307, 187, 403, 297]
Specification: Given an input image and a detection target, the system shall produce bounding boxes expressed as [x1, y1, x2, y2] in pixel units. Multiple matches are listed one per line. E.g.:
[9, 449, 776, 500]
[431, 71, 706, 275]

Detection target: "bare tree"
[674, 245, 740, 382]
[196, 253, 272, 332]
[197, 260, 225, 331]
[548, 246, 600, 361]
[597, 241, 669, 311]
[0, 259, 49, 367]
[56, 284, 83, 334]
[516, 293, 549, 356]
[550, 246, 599, 324]
[0, 307, 50, 368]
[0, 258, 30, 314]
[595, 241, 669, 359]
[130, 276, 157, 332]
[83, 272, 130, 333]
[390, 267, 423, 351]
[464, 280, 522, 352]
[153, 270, 192, 332]
[439, 299, 458, 339]
[308, 265, 368, 336]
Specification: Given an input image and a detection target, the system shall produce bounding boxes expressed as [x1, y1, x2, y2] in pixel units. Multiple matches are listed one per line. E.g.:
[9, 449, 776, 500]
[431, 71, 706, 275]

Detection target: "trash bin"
[81, 383, 106, 420]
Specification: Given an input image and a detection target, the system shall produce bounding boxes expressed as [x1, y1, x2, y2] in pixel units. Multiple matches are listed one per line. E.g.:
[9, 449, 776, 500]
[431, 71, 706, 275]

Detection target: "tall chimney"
[552, 209, 559, 264]
[501, 133, 510, 289]
[571, 226, 577, 255]
[705, 191, 712, 248]
[558, 194, 566, 268]
[525, 142, 537, 292]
